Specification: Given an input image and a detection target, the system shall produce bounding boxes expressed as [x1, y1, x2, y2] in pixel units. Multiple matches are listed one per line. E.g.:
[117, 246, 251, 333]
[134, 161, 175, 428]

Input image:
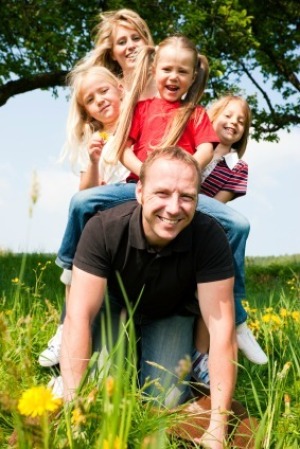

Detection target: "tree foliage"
[1, 0, 299, 141]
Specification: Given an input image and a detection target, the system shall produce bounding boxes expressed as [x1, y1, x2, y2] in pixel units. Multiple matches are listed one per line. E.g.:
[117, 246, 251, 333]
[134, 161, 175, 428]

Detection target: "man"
[61, 146, 237, 449]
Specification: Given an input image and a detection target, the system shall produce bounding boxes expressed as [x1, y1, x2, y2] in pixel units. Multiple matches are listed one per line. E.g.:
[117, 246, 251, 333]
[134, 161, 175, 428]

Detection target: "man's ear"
[136, 180, 143, 204]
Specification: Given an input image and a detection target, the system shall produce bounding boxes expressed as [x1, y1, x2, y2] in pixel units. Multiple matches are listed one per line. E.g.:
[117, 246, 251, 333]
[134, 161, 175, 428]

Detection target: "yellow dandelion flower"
[99, 131, 109, 142]
[105, 376, 115, 397]
[103, 436, 127, 449]
[71, 407, 86, 426]
[11, 277, 19, 284]
[271, 314, 282, 325]
[291, 311, 300, 322]
[18, 385, 62, 417]
[265, 307, 274, 313]
[262, 314, 272, 323]
[280, 308, 289, 318]
[248, 319, 260, 332]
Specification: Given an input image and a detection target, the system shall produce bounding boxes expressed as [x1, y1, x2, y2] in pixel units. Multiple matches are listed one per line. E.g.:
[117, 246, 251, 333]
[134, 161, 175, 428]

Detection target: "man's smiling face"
[136, 157, 198, 248]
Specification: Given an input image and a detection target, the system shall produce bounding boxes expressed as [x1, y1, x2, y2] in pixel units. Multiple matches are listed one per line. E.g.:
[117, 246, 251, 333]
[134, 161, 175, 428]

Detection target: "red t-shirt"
[128, 97, 219, 181]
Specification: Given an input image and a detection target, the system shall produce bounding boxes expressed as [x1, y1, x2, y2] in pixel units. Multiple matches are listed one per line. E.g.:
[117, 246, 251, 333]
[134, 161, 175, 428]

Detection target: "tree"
[1, 0, 299, 141]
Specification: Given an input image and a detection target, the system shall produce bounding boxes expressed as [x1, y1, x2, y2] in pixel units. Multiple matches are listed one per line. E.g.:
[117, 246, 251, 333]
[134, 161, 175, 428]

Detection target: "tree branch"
[0, 71, 69, 106]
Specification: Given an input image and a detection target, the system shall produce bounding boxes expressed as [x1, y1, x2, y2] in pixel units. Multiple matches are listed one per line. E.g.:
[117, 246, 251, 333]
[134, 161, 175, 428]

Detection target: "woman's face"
[112, 24, 146, 75]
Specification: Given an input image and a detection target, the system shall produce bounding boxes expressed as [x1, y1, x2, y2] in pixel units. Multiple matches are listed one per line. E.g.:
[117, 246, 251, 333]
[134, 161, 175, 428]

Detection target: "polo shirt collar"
[128, 204, 193, 254]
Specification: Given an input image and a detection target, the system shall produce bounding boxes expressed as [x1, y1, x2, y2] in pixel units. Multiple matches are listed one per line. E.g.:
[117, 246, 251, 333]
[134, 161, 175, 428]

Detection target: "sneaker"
[48, 376, 64, 399]
[60, 269, 72, 286]
[236, 322, 268, 365]
[191, 351, 210, 389]
[38, 325, 63, 367]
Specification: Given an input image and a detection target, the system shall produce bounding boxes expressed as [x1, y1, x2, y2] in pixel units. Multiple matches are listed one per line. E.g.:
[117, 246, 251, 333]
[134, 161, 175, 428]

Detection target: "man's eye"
[181, 195, 195, 202]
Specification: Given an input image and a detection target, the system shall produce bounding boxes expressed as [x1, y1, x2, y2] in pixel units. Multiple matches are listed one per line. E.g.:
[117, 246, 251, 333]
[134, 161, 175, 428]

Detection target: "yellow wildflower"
[265, 307, 274, 313]
[248, 319, 260, 332]
[105, 376, 115, 397]
[71, 407, 86, 426]
[262, 313, 282, 326]
[279, 308, 289, 318]
[18, 385, 62, 417]
[11, 277, 20, 284]
[103, 436, 127, 449]
[99, 131, 109, 142]
[291, 311, 300, 322]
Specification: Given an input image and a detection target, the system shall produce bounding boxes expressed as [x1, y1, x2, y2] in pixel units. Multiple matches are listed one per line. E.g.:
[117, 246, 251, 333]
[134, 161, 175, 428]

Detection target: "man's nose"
[165, 195, 180, 214]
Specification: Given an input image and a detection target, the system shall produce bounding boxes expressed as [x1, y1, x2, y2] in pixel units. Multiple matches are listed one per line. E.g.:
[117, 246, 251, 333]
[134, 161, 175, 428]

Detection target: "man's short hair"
[139, 146, 201, 192]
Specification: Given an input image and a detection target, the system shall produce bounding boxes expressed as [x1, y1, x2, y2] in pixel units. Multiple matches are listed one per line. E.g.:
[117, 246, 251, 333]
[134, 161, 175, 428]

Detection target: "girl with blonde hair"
[193, 95, 267, 388]
[111, 34, 217, 176]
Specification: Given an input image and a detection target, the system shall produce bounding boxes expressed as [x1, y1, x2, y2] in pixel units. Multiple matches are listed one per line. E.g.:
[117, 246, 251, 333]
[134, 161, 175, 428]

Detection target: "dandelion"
[248, 319, 260, 333]
[18, 385, 62, 417]
[291, 311, 300, 322]
[103, 436, 127, 449]
[279, 308, 289, 318]
[99, 131, 109, 142]
[71, 407, 86, 426]
[262, 313, 282, 327]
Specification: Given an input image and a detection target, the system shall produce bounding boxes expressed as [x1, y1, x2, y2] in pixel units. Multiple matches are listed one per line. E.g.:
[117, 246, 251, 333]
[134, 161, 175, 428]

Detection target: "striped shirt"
[201, 151, 248, 199]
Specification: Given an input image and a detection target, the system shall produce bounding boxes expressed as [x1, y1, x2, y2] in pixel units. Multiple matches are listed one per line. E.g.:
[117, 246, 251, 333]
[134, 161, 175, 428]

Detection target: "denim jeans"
[93, 295, 195, 407]
[56, 184, 249, 325]
[56, 183, 136, 269]
[197, 195, 249, 325]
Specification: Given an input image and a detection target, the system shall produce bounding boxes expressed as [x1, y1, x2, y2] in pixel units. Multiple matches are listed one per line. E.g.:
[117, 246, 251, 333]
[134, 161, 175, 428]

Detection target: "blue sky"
[1, 88, 299, 257]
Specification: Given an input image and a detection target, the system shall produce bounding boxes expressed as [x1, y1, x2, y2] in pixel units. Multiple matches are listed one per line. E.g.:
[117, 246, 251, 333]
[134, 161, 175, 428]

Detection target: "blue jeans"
[93, 295, 195, 407]
[56, 183, 136, 269]
[56, 185, 248, 325]
[197, 195, 249, 325]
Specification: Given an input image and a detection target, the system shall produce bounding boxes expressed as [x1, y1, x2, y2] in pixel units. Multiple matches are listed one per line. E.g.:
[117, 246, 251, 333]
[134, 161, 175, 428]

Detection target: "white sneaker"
[47, 376, 64, 399]
[236, 322, 268, 365]
[60, 269, 72, 286]
[38, 325, 63, 367]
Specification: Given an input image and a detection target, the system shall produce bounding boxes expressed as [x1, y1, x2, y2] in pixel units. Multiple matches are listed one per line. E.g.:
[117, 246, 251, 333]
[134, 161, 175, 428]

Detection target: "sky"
[0, 88, 299, 257]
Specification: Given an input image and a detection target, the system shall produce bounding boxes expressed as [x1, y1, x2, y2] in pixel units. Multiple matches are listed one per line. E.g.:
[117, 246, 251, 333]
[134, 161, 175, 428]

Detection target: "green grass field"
[1, 252, 300, 448]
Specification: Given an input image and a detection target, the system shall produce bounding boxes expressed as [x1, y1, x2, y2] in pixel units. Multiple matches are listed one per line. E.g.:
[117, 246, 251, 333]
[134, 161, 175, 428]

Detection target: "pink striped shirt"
[201, 153, 248, 199]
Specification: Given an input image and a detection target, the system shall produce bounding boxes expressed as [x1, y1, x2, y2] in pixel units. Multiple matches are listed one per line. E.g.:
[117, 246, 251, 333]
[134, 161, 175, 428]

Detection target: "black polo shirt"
[74, 201, 234, 319]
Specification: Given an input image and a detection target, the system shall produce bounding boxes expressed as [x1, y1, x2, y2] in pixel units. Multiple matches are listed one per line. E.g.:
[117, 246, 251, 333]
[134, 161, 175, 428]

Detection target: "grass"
[0, 251, 300, 448]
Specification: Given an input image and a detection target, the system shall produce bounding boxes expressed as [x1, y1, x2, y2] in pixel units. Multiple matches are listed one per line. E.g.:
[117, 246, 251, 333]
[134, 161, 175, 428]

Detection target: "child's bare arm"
[120, 139, 142, 178]
[194, 143, 214, 171]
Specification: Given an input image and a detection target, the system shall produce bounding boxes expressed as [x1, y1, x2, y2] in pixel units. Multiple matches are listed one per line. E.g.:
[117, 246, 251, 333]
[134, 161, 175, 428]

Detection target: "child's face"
[213, 100, 246, 147]
[81, 74, 122, 130]
[112, 25, 146, 75]
[153, 45, 195, 102]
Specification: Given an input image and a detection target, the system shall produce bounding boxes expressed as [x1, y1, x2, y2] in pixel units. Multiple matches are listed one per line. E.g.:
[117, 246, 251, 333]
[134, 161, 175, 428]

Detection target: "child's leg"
[197, 195, 267, 364]
[38, 269, 71, 367]
[56, 183, 136, 270]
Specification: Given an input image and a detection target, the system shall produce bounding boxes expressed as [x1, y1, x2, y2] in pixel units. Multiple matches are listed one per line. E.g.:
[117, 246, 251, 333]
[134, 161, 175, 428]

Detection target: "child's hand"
[88, 132, 108, 163]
